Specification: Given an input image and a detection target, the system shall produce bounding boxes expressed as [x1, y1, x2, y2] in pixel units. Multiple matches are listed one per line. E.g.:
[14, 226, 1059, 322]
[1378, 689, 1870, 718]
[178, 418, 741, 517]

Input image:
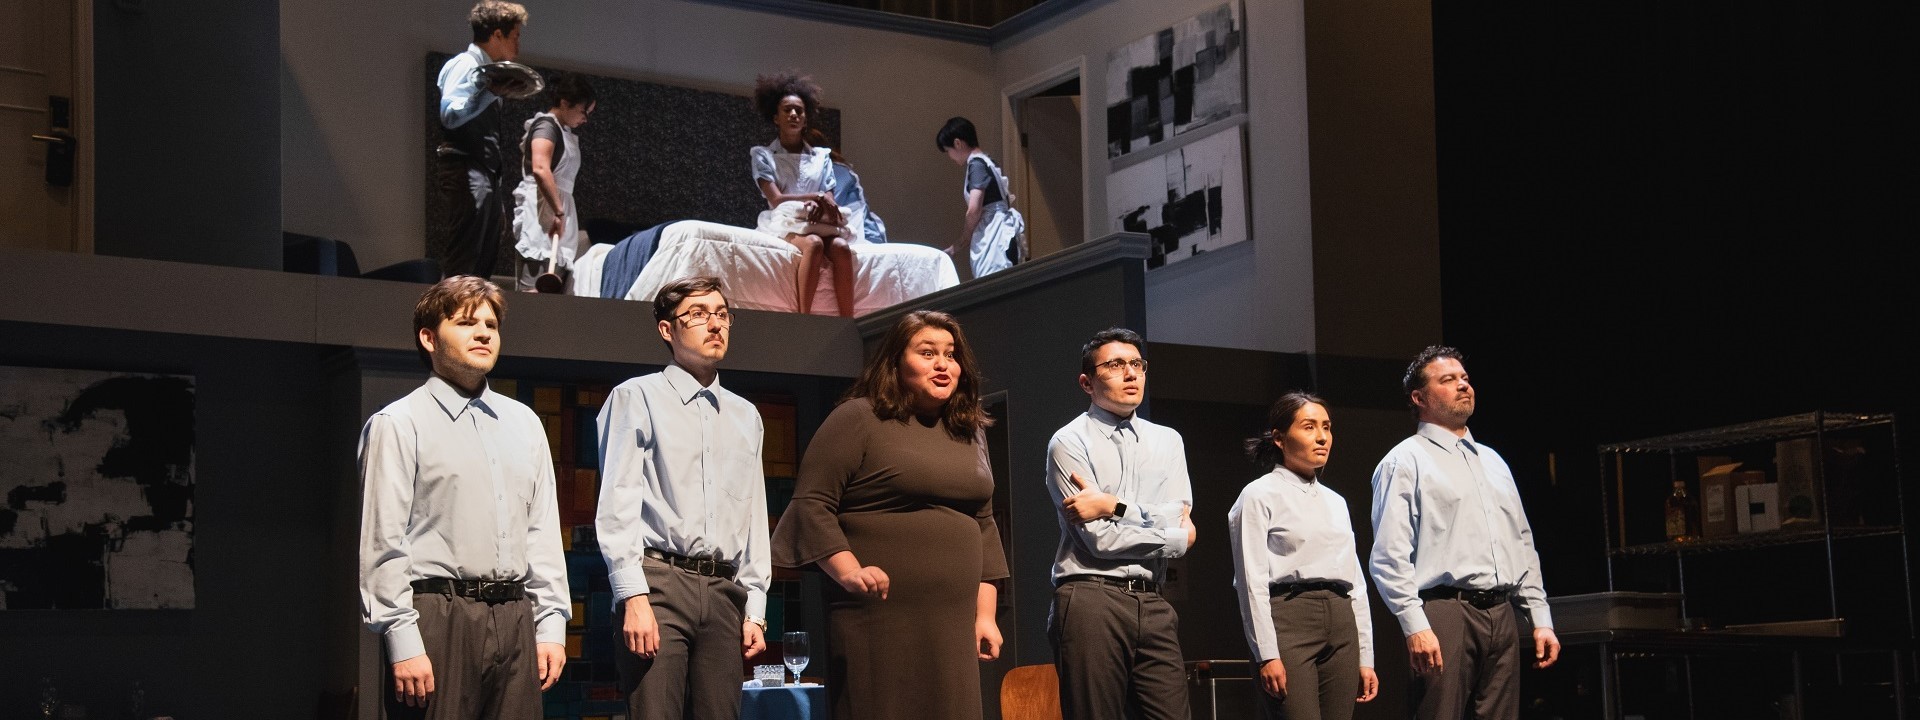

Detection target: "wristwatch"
[747, 617, 768, 631]
[1112, 501, 1128, 519]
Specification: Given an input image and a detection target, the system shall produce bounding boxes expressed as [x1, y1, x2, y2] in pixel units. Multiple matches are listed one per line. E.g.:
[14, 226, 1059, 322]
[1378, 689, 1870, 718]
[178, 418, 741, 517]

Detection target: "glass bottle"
[1665, 479, 1695, 541]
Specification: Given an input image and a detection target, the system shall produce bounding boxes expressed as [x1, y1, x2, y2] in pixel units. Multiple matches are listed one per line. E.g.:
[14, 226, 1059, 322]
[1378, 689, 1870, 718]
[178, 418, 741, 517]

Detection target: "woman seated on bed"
[751, 71, 856, 316]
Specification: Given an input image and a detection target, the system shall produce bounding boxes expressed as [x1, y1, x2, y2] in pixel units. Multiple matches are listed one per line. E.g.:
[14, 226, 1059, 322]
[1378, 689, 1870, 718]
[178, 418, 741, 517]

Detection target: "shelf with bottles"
[1598, 411, 1900, 554]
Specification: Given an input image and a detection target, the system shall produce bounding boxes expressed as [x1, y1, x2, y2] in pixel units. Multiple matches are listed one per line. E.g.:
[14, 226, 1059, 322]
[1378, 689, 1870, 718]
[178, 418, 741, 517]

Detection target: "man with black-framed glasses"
[1044, 327, 1198, 720]
[596, 275, 771, 720]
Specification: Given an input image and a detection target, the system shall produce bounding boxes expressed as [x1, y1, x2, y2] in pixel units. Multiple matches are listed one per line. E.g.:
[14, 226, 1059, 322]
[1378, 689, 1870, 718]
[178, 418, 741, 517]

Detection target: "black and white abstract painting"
[0, 367, 196, 610]
[1105, 3, 1245, 160]
[1107, 126, 1248, 269]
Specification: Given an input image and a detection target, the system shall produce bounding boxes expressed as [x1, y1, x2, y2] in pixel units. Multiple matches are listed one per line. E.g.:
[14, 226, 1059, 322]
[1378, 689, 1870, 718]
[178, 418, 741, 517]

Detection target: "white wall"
[282, 0, 999, 270]
[992, 0, 1315, 353]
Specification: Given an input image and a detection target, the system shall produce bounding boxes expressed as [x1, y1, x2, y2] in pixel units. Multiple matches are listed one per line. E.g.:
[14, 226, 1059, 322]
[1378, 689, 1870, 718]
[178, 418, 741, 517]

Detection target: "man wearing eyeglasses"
[596, 276, 771, 720]
[1044, 327, 1198, 720]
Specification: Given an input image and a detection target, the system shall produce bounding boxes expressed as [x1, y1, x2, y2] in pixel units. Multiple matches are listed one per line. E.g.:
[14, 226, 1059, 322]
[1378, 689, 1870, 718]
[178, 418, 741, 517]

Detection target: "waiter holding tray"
[434, 1, 542, 279]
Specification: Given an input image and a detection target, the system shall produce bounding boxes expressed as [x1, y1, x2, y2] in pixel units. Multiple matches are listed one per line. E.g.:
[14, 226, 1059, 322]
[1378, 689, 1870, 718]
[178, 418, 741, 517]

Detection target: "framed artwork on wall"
[0, 366, 196, 610]
[1104, 2, 1246, 161]
[1105, 125, 1249, 270]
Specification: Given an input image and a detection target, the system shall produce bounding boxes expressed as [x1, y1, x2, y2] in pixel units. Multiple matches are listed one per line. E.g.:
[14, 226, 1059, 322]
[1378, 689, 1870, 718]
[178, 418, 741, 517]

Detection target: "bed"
[570, 220, 958, 316]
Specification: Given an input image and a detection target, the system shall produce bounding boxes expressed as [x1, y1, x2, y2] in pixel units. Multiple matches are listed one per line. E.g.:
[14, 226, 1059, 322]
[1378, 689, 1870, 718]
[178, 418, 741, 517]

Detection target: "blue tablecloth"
[741, 683, 827, 720]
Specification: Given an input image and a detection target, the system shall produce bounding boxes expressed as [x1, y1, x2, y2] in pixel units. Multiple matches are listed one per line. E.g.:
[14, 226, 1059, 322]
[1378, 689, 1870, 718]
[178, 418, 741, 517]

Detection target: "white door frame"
[1000, 57, 1087, 248]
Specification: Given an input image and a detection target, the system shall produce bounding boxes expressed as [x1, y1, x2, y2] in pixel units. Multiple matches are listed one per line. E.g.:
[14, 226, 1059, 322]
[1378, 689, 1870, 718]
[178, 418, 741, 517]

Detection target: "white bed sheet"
[575, 220, 957, 315]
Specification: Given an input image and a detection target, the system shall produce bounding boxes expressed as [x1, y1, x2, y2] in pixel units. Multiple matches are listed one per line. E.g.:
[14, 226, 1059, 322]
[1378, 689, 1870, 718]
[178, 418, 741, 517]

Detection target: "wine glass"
[783, 631, 811, 684]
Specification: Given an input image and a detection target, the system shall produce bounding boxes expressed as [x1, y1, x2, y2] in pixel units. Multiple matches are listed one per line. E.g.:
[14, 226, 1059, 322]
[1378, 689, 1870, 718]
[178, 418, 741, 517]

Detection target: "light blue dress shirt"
[436, 43, 497, 129]
[1368, 422, 1553, 637]
[1045, 404, 1193, 583]
[358, 375, 572, 662]
[595, 364, 771, 622]
[1230, 466, 1374, 666]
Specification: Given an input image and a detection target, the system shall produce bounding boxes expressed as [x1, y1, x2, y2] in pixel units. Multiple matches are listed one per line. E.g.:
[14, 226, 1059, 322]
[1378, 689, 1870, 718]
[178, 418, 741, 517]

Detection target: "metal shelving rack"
[1597, 411, 1908, 631]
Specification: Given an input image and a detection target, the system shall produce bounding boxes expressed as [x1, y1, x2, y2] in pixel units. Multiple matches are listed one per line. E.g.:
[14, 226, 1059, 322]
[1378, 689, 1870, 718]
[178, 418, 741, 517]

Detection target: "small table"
[741, 682, 827, 720]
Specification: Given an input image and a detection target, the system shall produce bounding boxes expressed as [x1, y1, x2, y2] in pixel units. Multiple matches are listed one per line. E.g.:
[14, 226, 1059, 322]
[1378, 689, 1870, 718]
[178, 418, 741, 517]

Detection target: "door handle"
[31, 130, 75, 187]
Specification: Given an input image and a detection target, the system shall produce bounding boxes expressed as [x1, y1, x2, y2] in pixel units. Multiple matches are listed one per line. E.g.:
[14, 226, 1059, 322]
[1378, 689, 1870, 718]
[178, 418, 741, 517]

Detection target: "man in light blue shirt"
[434, 1, 525, 279]
[1045, 328, 1196, 720]
[359, 276, 569, 720]
[597, 276, 771, 720]
[1369, 346, 1560, 720]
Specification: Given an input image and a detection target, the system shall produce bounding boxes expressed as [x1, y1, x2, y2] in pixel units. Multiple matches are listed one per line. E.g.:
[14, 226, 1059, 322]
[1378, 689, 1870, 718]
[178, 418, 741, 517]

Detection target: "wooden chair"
[999, 664, 1063, 720]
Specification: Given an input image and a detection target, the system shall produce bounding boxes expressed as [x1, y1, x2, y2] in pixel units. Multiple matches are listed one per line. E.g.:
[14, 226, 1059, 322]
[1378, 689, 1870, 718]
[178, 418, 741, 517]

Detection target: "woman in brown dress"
[771, 310, 1009, 719]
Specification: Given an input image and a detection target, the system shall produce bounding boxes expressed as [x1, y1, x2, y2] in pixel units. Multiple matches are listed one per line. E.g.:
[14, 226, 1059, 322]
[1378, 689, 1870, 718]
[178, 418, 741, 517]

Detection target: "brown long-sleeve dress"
[771, 398, 1011, 720]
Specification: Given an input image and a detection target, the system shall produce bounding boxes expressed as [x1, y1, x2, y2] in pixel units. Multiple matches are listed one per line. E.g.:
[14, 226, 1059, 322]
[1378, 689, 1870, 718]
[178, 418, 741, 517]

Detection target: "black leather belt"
[1420, 585, 1513, 610]
[411, 578, 526, 603]
[1060, 574, 1161, 594]
[645, 548, 737, 580]
[1271, 580, 1352, 598]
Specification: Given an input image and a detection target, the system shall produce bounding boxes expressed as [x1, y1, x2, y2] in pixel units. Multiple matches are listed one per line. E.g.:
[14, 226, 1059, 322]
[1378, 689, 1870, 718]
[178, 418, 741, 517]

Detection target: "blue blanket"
[599, 220, 679, 299]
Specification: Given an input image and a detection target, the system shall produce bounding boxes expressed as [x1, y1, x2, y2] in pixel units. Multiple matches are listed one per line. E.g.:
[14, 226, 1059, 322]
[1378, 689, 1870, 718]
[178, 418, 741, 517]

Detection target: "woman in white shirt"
[1229, 392, 1379, 719]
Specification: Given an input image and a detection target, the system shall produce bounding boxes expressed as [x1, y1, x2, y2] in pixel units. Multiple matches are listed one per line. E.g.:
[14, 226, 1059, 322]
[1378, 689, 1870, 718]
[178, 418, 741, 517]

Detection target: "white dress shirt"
[1045, 404, 1193, 583]
[1368, 422, 1553, 636]
[595, 364, 771, 621]
[436, 44, 497, 129]
[358, 375, 572, 662]
[1229, 466, 1375, 667]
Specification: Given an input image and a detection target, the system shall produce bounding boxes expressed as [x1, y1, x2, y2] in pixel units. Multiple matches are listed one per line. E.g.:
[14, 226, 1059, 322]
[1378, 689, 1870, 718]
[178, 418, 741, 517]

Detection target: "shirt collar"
[1416, 421, 1478, 454]
[1270, 465, 1320, 494]
[466, 43, 494, 65]
[426, 374, 494, 422]
[662, 363, 722, 406]
[1086, 403, 1139, 440]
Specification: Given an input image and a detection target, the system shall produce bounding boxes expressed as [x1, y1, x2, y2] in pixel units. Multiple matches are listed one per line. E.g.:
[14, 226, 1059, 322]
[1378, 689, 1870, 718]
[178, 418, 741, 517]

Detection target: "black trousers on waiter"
[1411, 591, 1521, 720]
[615, 554, 750, 720]
[436, 104, 508, 279]
[1049, 576, 1191, 720]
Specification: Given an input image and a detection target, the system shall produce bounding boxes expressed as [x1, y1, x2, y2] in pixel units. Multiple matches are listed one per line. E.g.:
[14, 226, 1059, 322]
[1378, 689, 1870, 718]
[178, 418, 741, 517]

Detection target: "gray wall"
[93, 0, 281, 270]
[992, 0, 1317, 354]
[281, 0, 1000, 270]
[0, 323, 337, 718]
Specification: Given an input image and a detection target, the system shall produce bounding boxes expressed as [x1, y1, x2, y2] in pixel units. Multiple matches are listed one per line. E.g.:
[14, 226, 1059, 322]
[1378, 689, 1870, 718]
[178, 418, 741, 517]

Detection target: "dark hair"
[544, 71, 596, 110]
[1079, 327, 1146, 377]
[413, 275, 506, 368]
[845, 310, 992, 442]
[1402, 345, 1466, 419]
[652, 276, 727, 323]
[935, 116, 979, 151]
[1245, 392, 1328, 471]
[468, 1, 527, 43]
[754, 70, 822, 124]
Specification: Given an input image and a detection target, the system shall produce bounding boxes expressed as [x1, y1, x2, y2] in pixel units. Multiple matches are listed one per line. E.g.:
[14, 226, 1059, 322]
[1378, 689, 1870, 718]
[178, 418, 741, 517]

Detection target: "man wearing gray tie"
[597, 276, 771, 720]
[1045, 328, 1197, 720]
[1368, 346, 1561, 720]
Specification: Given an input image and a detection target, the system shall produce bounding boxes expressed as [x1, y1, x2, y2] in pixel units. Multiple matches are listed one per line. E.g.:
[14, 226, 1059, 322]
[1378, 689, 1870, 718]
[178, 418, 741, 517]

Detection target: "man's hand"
[1060, 473, 1120, 523]
[1407, 629, 1444, 676]
[1258, 659, 1287, 699]
[391, 654, 435, 708]
[834, 565, 890, 600]
[1532, 626, 1561, 669]
[743, 621, 767, 659]
[536, 642, 566, 690]
[1356, 666, 1379, 702]
[623, 596, 661, 658]
[976, 617, 1003, 661]
[1180, 504, 1197, 548]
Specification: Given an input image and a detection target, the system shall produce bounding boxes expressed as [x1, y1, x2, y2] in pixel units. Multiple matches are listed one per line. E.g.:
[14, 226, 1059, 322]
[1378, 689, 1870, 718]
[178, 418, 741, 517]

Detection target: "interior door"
[2, 0, 83, 253]
[1015, 94, 1085, 259]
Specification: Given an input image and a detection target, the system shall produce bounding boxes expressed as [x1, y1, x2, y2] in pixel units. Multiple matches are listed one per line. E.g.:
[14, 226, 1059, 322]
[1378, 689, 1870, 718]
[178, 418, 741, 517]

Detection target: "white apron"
[965, 151, 1026, 278]
[512, 112, 579, 266]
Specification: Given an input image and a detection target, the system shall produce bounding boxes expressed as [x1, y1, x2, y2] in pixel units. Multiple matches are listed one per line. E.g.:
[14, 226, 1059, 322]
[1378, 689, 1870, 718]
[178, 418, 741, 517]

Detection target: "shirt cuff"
[1162, 527, 1190, 557]
[1360, 648, 1375, 668]
[385, 624, 427, 663]
[1527, 604, 1554, 629]
[610, 565, 652, 605]
[535, 613, 568, 646]
[1395, 605, 1432, 636]
[744, 588, 768, 622]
